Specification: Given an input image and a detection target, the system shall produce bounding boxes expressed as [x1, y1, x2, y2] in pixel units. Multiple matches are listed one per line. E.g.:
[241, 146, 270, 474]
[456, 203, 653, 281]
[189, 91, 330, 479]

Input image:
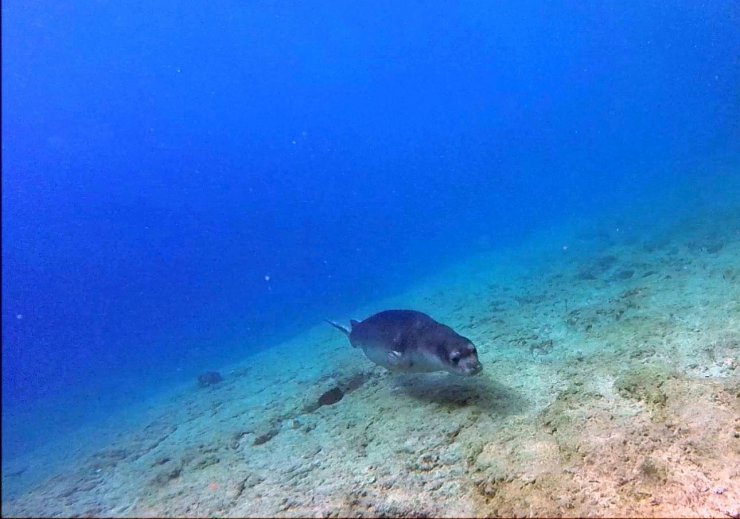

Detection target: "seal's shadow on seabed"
[391, 372, 526, 416]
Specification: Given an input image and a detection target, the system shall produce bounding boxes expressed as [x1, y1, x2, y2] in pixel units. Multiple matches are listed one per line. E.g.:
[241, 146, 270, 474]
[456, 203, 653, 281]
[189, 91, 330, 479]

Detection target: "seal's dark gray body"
[327, 309, 483, 376]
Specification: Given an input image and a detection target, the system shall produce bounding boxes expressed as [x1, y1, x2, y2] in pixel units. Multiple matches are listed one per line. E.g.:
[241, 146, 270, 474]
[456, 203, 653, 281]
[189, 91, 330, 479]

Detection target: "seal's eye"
[449, 351, 461, 364]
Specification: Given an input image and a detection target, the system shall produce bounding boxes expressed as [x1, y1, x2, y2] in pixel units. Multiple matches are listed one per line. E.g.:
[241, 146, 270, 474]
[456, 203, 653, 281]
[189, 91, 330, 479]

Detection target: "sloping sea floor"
[3, 181, 739, 518]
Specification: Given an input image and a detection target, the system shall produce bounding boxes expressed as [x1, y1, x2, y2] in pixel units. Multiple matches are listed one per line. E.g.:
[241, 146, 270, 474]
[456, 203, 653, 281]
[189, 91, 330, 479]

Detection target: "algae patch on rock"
[615, 365, 677, 420]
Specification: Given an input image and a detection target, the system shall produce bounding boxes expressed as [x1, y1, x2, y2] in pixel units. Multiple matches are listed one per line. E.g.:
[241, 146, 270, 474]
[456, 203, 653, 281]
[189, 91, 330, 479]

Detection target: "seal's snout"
[452, 348, 483, 376]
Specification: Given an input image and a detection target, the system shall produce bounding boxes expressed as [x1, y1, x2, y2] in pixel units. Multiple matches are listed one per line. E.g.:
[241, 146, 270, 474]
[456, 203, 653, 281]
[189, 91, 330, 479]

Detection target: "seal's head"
[437, 336, 483, 376]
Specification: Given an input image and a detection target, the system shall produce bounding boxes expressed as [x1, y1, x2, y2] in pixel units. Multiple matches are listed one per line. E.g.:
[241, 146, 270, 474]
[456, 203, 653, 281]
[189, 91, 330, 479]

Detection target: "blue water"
[2, 0, 738, 471]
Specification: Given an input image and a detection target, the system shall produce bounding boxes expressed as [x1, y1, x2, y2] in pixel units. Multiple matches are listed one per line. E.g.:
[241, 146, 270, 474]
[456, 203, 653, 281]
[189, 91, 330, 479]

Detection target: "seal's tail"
[325, 319, 354, 344]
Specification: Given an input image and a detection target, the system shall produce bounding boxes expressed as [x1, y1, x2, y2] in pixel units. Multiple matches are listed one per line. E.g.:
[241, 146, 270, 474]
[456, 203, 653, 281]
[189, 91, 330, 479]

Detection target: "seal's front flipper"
[386, 350, 404, 367]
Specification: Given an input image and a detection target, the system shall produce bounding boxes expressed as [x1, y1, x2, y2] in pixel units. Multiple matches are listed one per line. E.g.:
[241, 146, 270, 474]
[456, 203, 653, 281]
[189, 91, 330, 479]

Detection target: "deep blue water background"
[2, 1, 738, 460]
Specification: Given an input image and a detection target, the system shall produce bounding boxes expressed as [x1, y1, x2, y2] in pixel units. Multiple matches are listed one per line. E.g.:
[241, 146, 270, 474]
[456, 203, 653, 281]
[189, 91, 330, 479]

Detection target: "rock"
[614, 269, 635, 280]
[151, 464, 182, 487]
[578, 254, 619, 280]
[318, 387, 344, 407]
[414, 453, 438, 471]
[198, 371, 223, 388]
[192, 454, 220, 470]
[439, 445, 463, 465]
[253, 422, 281, 446]
[343, 372, 371, 392]
[88, 448, 128, 469]
[577, 270, 597, 281]
[152, 456, 171, 466]
[706, 242, 723, 253]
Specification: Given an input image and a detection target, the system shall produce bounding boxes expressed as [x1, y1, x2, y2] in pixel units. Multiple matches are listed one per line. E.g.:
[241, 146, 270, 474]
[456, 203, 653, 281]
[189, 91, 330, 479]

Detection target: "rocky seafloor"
[3, 186, 739, 518]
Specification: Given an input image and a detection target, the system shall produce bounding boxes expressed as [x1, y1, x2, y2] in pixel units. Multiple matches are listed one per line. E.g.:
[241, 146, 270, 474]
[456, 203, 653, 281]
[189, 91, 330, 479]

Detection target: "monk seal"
[326, 309, 482, 376]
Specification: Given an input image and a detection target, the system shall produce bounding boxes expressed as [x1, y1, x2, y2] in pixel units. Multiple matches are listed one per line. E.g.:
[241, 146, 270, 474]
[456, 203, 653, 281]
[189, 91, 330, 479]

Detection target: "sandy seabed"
[3, 189, 739, 518]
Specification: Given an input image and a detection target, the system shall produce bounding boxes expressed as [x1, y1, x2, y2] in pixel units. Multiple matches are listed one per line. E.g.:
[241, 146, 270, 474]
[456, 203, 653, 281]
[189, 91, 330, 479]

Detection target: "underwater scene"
[2, 1, 739, 517]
